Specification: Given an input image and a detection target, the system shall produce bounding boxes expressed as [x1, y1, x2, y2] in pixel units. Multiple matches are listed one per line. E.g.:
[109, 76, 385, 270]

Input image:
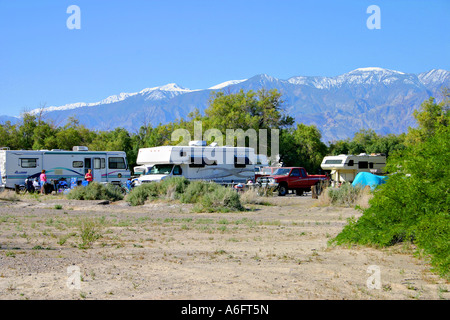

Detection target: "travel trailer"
[320, 153, 386, 183]
[134, 141, 256, 185]
[0, 146, 131, 189]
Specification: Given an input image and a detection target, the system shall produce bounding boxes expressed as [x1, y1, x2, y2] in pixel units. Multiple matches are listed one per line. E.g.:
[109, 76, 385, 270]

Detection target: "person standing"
[40, 170, 47, 194]
[85, 169, 93, 184]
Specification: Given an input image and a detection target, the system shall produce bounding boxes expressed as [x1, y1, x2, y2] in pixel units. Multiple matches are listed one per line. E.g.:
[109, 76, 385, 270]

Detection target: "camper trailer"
[320, 153, 386, 183]
[0, 146, 131, 189]
[134, 141, 256, 185]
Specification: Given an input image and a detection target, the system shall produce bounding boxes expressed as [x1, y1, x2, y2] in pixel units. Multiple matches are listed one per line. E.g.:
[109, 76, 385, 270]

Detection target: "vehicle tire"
[278, 184, 288, 196]
[295, 189, 303, 196]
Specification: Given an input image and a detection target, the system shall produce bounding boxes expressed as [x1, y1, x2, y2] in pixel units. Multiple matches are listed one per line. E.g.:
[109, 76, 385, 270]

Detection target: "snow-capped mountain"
[3, 67, 449, 142]
[208, 79, 247, 90]
[29, 83, 196, 114]
[288, 67, 419, 88]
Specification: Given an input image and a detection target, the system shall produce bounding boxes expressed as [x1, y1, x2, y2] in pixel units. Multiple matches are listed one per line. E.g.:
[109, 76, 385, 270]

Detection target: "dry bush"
[317, 183, 372, 208]
[0, 190, 19, 202]
[240, 188, 265, 205]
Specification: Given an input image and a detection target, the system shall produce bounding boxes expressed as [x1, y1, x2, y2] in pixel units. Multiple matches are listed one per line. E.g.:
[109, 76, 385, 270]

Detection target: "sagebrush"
[67, 182, 124, 201]
[126, 177, 243, 212]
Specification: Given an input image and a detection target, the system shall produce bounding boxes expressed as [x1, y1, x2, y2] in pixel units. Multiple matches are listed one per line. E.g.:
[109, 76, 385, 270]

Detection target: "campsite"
[0, 185, 448, 300]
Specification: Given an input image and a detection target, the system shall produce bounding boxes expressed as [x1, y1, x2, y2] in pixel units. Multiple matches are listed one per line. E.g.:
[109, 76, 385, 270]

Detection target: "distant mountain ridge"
[2, 67, 449, 142]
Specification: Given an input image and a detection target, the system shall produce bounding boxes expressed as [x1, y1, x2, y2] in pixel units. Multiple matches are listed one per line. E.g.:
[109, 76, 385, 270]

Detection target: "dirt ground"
[0, 190, 448, 300]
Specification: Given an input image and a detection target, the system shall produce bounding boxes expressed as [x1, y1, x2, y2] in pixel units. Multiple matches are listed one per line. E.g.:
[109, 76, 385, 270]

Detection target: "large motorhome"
[135, 141, 256, 185]
[0, 146, 131, 189]
[320, 153, 386, 183]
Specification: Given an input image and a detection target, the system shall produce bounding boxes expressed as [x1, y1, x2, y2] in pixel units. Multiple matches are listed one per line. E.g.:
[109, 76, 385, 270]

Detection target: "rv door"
[84, 157, 106, 182]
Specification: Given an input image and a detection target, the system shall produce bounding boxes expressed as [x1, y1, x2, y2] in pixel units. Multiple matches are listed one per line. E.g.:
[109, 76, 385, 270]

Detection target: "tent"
[352, 172, 387, 190]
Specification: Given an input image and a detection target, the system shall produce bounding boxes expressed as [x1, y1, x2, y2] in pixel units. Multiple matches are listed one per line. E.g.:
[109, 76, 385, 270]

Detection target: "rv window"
[325, 159, 342, 164]
[101, 158, 105, 169]
[94, 158, 101, 170]
[109, 157, 126, 169]
[20, 158, 37, 168]
[234, 156, 250, 168]
[369, 162, 374, 169]
[73, 161, 83, 168]
[348, 160, 354, 166]
[358, 161, 369, 169]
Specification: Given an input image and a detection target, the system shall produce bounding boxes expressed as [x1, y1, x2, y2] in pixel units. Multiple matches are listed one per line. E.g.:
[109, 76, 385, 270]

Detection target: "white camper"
[0, 146, 131, 189]
[135, 141, 256, 185]
[320, 153, 386, 183]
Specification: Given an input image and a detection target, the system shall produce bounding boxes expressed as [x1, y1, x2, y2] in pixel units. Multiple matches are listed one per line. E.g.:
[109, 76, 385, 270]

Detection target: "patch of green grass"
[77, 218, 104, 249]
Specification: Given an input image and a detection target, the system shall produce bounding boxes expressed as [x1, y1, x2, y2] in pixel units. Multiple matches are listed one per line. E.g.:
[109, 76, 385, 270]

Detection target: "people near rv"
[25, 178, 34, 193]
[57, 178, 68, 190]
[85, 169, 93, 183]
[40, 170, 47, 194]
[33, 178, 40, 191]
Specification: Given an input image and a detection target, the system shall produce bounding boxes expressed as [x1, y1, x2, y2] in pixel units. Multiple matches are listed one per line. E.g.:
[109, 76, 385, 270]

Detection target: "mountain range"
[1, 67, 449, 143]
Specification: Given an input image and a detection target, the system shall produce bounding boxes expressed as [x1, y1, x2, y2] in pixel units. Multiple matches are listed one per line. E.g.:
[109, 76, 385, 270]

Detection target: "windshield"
[262, 168, 273, 174]
[148, 164, 173, 175]
[273, 168, 291, 176]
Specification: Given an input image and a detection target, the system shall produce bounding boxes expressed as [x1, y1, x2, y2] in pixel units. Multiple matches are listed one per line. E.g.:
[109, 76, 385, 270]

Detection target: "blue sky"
[0, 0, 449, 116]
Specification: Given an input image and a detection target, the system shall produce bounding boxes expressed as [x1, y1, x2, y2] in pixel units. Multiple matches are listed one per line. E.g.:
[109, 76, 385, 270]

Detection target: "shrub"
[159, 176, 190, 199]
[77, 217, 103, 249]
[67, 182, 124, 201]
[240, 188, 273, 205]
[332, 122, 449, 279]
[179, 180, 218, 204]
[200, 186, 243, 212]
[125, 183, 160, 206]
[326, 183, 368, 207]
[125, 177, 244, 212]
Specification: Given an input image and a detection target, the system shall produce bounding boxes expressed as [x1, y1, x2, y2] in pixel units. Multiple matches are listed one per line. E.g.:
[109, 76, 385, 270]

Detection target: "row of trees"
[0, 88, 424, 172]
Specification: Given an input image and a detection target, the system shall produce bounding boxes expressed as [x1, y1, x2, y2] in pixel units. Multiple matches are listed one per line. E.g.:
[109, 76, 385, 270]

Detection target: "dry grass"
[317, 184, 373, 208]
[354, 186, 373, 209]
[0, 190, 19, 202]
[239, 188, 273, 205]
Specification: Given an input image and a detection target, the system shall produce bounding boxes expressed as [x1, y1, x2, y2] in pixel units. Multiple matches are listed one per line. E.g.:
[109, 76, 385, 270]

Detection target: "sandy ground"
[0, 191, 448, 300]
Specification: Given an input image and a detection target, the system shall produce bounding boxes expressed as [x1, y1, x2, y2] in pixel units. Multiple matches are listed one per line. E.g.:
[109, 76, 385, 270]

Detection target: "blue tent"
[352, 172, 387, 190]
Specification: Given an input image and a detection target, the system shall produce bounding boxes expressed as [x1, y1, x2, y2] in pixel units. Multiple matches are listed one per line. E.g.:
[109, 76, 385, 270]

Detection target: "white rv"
[0, 146, 131, 189]
[135, 141, 256, 185]
[320, 153, 386, 183]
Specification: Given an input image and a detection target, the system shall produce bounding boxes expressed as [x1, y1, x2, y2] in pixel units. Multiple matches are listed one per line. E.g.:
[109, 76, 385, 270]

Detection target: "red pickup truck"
[256, 167, 329, 196]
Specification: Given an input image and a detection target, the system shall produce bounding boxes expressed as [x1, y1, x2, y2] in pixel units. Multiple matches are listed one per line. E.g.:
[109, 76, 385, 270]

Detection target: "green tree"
[55, 117, 94, 150]
[17, 113, 38, 149]
[406, 96, 449, 145]
[32, 122, 59, 150]
[0, 121, 19, 149]
[279, 124, 328, 173]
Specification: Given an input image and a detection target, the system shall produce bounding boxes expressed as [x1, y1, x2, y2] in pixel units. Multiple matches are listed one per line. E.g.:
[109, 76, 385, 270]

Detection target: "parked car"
[256, 167, 329, 196]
